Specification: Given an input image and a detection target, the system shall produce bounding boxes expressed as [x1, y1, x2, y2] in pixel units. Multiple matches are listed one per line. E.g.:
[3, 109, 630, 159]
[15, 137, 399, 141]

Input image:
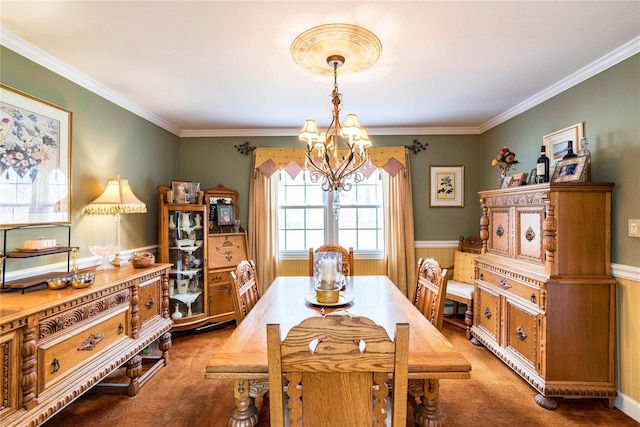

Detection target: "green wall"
[479, 54, 640, 266]
[178, 134, 482, 240]
[1, 46, 180, 265]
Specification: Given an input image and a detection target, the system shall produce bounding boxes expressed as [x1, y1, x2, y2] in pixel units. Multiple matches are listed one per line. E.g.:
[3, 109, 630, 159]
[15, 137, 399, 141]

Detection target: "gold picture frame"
[508, 172, 528, 187]
[543, 122, 584, 176]
[0, 84, 72, 226]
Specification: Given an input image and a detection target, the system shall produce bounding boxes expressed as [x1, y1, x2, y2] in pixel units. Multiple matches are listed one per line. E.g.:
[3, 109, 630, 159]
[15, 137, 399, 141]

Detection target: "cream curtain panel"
[248, 146, 415, 296]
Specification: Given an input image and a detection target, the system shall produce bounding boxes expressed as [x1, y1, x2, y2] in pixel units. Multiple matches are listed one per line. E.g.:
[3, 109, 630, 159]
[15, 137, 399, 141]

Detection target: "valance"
[254, 147, 406, 179]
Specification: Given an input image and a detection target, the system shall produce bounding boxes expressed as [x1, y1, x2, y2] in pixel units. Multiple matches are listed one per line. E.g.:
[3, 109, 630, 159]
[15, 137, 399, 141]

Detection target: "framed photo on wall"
[429, 165, 464, 207]
[543, 122, 584, 175]
[0, 84, 72, 226]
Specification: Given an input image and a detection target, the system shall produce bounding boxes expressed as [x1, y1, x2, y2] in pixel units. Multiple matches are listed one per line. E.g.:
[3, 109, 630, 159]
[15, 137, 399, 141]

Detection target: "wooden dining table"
[204, 275, 471, 427]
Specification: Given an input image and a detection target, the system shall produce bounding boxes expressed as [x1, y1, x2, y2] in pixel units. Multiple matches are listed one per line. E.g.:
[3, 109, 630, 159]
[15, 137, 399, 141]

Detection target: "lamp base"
[111, 253, 129, 267]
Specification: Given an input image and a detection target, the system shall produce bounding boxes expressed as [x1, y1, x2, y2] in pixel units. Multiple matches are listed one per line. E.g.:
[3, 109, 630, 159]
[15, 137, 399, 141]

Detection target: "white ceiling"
[1, 1, 639, 137]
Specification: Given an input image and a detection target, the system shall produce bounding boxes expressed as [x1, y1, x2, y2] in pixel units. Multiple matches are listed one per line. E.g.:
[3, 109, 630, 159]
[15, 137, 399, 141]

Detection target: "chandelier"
[298, 54, 371, 195]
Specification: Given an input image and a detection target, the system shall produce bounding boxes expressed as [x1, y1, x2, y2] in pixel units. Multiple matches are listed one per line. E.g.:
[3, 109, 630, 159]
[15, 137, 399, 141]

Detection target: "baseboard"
[615, 391, 640, 423]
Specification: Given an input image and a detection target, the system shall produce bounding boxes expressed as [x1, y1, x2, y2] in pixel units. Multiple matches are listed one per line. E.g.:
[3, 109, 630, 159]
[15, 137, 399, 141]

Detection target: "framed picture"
[528, 169, 538, 185]
[171, 180, 197, 204]
[501, 175, 512, 189]
[429, 166, 464, 207]
[551, 156, 588, 183]
[508, 172, 528, 187]
[214, 203, 236, 226]
[0, 84, 72, 226]
[543, 122, 584, 176]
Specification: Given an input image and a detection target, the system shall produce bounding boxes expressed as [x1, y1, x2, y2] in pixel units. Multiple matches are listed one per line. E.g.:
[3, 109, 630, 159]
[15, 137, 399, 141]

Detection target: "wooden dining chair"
[308, 244, 354, 276]
[267, 314, 409, 427]
[413, 258, 449, 331]
[230, 259, 261, 324]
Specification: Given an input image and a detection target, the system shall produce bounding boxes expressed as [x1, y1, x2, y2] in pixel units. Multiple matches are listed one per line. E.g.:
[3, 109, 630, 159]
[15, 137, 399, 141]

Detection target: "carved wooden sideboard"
[0, 264, 172, 426]
[472, 183, 616, 409]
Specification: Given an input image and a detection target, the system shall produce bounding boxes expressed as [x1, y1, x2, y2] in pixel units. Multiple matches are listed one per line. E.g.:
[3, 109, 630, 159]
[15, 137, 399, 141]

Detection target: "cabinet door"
[207, 270, 236, 318]
[488, 208, 511, 257]
[0, 330, 20, 417]
[474, 284, 500, 342]
[515, 206, 545, 265]
[504, 298, 540, 373]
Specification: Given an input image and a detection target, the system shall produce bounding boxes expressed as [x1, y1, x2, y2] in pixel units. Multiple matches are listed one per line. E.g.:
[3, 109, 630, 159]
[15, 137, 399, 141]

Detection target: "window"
[278, 169, 383, 254]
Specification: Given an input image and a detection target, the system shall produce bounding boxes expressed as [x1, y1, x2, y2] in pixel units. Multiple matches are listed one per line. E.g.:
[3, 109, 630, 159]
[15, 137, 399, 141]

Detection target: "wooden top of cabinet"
[479, 182, 614, 198]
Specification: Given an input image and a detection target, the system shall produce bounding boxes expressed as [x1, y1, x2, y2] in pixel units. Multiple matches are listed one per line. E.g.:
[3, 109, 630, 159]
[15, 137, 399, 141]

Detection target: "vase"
[171, 305, 183, 319]
[177, 278, 190, 294]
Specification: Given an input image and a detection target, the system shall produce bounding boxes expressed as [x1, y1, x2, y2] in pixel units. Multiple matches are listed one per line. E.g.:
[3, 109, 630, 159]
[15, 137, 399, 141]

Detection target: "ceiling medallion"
[291, 23, 382, 75]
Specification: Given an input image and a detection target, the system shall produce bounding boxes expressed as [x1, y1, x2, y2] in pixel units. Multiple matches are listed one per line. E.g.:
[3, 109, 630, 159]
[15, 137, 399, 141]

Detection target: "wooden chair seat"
[267, 314, 409, 427]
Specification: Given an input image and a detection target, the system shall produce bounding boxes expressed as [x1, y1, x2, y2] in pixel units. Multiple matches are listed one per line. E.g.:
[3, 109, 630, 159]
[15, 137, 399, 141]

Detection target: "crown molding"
[1, 28, 182, 136]
[479, 36, 640, 133]
[3, 27, 637, 138]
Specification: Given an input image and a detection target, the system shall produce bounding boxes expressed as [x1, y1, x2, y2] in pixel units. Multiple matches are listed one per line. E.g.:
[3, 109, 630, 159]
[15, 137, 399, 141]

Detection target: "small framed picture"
[508, 172, 528, 187]
[501, 176, 512, 188]
[429, 165, 464, 207]
[215, 203, 236, 226]
[551, 156, 588, 183]
[543, 122, 584, 174]
[528, 169, 538, 185]
[171, 180, 197, 204]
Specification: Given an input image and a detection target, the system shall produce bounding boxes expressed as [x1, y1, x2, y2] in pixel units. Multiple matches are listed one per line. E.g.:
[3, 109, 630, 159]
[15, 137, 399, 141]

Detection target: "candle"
[320, 258, 337, 289]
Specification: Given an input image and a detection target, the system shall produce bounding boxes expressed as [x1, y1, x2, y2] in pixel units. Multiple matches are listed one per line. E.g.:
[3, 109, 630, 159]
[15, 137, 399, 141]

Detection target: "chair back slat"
[230, 259, 261, 323]
[414, 258, 449, 330]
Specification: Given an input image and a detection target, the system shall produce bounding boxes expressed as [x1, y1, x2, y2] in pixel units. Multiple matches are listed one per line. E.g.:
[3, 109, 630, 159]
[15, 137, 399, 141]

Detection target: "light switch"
[629, 219, 640, 238]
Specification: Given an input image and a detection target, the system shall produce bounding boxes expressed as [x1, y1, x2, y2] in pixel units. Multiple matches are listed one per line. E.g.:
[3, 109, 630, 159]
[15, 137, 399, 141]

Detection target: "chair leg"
[464, 305, 473, 340]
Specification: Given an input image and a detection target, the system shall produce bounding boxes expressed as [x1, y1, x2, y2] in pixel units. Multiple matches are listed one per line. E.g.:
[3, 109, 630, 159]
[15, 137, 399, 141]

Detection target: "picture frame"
[429, 165, 464, 207]
[528, 169, 538, 185]
[214, 203, 236, 226]
[551, 156, 588, 183]
[0, 84, 72, 226]
[171, 180, 197, 204]
[543, 122, 584, 176]
[501, 175, 512, 189]
[508, 172, 528, 187]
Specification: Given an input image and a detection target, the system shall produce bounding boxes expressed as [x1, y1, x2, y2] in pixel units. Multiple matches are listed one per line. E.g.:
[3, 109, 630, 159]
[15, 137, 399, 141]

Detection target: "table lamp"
[84, 176, 147, 266]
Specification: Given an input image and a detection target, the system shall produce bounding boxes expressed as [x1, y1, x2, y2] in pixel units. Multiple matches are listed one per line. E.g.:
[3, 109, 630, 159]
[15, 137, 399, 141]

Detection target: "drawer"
[39, 309, 129, 392]
[474, 284, 500, 341]
[504, 299, 540, 372]
[478, 267, 541, 308]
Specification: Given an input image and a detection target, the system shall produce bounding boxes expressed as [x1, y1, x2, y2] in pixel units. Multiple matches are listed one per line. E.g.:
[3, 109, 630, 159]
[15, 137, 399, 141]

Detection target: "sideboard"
[472, 182, 616, 409]
[0, 264, 173, 427]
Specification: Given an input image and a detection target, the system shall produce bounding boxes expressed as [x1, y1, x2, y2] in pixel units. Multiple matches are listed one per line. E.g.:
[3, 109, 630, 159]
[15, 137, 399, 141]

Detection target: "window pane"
[285, 208, 305, 229]
[338, 207, 356, 228]
[306, 208, 324, 229]
[358, 230, 377, 250]
[286, 230, 306, 250]
[307, 230, 325, 249]
[339, 230, 357, 249]
[357, 208, 377, 228]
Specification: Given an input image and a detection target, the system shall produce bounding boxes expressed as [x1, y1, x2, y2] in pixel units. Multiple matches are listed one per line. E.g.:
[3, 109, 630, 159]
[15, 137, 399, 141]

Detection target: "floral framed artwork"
[0, 84, 72, 226]
[430, 165, 464, 207]
[543, 122, 584, 175]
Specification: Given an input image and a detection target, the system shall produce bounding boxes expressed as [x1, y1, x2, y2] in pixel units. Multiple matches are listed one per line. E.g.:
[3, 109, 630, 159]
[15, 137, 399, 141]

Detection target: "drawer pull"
[118, 323, 124, 334]
[496, 224, 504, 237]
[55, 320, 64, 329]
[484, 307, 492, 319]
[77, 333, 106, 351]
[516, 325, 527, 341]
[479, 273, 484, 281]
[52, 358, 60, 373]
[530, 293, 536, 303]
[498, 279, 512, 290]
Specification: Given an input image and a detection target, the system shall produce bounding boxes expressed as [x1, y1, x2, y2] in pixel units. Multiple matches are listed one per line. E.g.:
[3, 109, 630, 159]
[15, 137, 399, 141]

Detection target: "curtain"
[383, 148, 416, 299]
[247, 152, 279, 294]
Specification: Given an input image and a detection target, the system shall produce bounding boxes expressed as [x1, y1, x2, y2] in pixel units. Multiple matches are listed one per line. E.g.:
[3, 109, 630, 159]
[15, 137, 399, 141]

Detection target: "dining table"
[204, 275, 471, 427]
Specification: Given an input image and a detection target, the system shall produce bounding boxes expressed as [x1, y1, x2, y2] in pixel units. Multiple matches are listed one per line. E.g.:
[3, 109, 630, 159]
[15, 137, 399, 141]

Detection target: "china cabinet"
[157, 184, 245, 332]
[471, 182, 616, 409]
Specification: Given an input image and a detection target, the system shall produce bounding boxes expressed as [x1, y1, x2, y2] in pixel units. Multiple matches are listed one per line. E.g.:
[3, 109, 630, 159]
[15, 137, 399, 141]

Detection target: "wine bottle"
[562, 140, 577, 159]
[536, 145, 550, 183]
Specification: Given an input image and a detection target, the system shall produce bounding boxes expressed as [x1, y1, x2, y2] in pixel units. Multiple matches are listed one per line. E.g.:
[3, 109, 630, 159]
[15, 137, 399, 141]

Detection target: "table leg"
[413, 379, 445, 427]
[229, 379, 259, 427]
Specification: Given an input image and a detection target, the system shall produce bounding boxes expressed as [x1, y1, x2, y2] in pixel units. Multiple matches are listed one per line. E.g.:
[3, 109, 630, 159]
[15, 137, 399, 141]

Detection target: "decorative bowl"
[70, 273, 95, 289]
[132, 252, 155, 268]
[47, 278, 69, 290]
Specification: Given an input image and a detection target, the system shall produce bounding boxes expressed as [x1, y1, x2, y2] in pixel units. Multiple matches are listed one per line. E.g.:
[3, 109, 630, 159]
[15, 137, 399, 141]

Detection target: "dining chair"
[230, 259, 261, 324]
[443, 235, 482, 339]
[267, 314, 409, 427]
[413, 257, 449, 331]
[308, 244, 354, 276]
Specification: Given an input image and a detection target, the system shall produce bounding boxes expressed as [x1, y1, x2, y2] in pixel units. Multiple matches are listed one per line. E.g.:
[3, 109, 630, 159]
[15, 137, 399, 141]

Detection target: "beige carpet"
[43, 322, 638, 427]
